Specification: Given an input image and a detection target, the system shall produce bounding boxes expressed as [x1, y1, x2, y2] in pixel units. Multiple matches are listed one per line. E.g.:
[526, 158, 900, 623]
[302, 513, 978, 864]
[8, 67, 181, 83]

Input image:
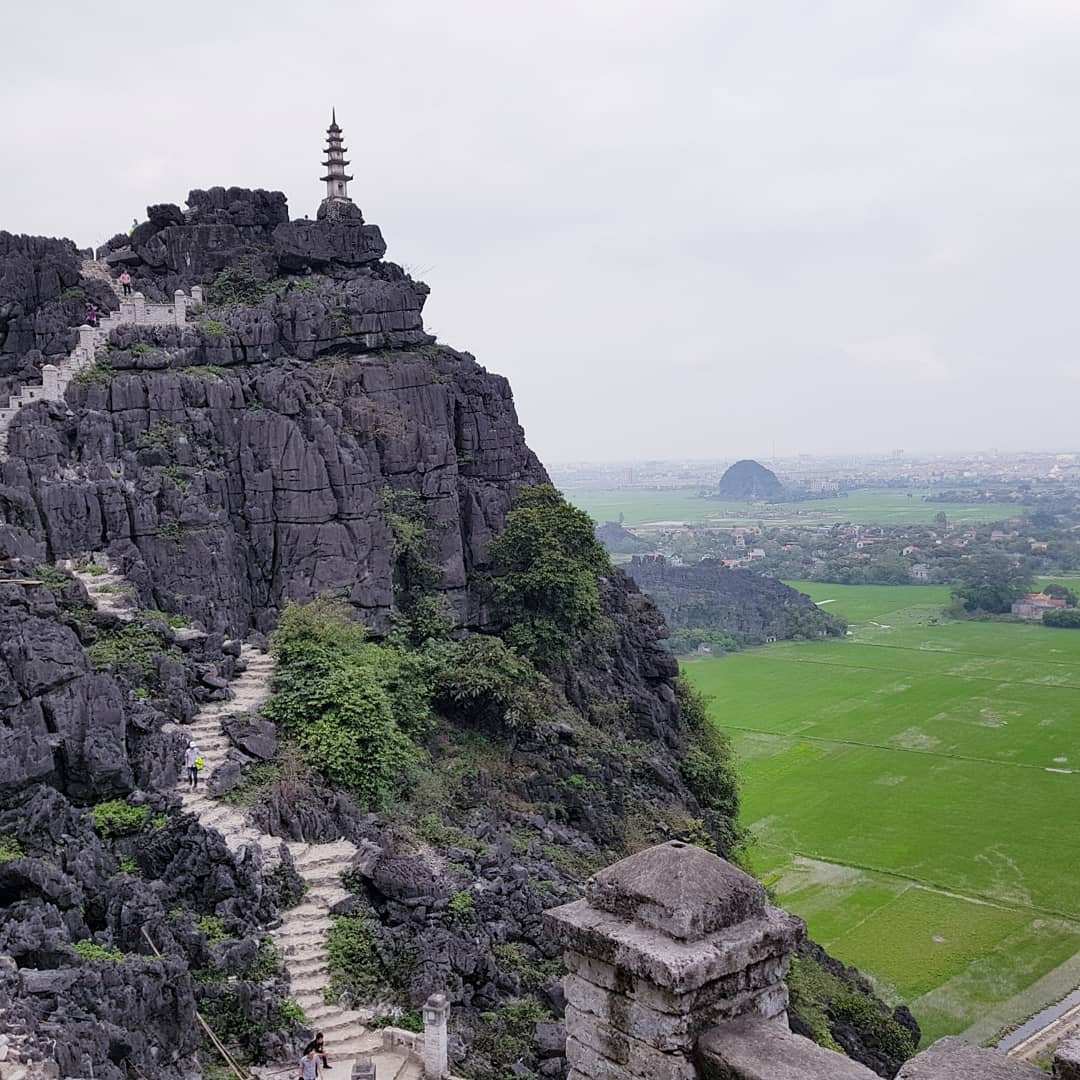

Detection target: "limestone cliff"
[0, 189, 905, 1079]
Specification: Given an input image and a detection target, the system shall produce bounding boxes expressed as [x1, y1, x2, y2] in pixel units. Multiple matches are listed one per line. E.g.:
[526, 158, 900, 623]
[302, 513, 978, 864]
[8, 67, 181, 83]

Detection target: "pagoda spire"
[321, 108, 353, 202]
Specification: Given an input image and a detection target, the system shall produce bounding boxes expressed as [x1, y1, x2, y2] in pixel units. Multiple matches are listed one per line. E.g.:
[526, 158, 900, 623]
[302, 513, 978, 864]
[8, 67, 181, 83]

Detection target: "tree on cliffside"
[489, 485, 612, 663]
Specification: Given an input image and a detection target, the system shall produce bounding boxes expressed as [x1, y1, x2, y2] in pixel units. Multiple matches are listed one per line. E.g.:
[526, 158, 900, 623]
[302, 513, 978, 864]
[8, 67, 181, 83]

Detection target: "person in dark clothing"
[303, 1032, 331, 1070]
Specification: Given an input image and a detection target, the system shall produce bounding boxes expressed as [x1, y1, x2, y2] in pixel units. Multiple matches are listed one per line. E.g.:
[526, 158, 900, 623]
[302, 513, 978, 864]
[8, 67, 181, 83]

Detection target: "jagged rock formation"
[626, 555, 846, 648]
[716, 458, 784, 500]
[0, 187, 901, 1079]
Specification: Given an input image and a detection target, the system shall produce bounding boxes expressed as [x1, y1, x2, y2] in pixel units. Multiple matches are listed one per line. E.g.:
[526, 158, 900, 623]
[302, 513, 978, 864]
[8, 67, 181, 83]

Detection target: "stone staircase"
[0, 261, 203, 457]
[68, 560, 424, 1079]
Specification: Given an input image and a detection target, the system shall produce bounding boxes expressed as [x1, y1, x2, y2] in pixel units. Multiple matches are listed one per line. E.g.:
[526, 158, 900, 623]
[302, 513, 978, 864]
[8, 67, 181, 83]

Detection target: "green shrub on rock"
[489, 484, 612, 664]
[264, 598, 425, 808]
[91, 799, 150, 838]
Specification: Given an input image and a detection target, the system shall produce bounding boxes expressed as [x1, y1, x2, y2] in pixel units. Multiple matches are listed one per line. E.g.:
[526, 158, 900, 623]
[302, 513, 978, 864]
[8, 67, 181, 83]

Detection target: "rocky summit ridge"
[0, 185, 910, 1079]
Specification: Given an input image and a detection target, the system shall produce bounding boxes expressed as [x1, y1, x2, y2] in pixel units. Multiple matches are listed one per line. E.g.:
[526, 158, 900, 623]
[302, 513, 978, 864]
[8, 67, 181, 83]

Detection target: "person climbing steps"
[119, 270, 132, 295]
[184, 741, 202, 790]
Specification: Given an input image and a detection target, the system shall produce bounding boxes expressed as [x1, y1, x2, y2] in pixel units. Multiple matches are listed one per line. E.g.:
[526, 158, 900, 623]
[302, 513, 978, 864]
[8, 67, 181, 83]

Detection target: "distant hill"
[594, 520, 650, 554]
[717, 459, 785, 500]
[626, 555, 847, 653]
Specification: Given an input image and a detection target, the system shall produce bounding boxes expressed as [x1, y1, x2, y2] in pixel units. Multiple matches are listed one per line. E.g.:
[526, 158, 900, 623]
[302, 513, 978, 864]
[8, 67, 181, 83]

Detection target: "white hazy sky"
[4, 1, 1079, 463]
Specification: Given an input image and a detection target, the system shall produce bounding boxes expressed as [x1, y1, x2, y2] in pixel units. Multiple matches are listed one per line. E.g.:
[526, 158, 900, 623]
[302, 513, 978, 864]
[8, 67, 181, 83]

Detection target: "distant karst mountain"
[717, 458, 785, 500]
[626, 555, 846, 652]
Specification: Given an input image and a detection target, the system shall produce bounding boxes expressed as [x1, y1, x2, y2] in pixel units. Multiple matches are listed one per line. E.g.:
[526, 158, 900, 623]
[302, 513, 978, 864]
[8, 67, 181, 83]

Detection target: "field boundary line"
[738, 650, 1080, 689]
[727, 724, 1079, 774]
[787, 850, 1080, 924]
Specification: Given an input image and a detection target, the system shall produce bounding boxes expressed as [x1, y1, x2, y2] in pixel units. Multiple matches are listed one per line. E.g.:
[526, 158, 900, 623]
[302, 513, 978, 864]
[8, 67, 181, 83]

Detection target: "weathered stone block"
[564, 975, 787, 1053]
[896, 1037, 1045, 1079]
[586, 841, 766, 942]
[696, 1016, 878, 1080]
[545, 901, 802, 995]
[566, 1035, 697, 1080]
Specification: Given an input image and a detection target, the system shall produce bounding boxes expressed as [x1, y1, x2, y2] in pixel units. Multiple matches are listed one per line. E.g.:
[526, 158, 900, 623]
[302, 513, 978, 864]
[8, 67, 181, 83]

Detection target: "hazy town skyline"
[4, 1, 1079, 464]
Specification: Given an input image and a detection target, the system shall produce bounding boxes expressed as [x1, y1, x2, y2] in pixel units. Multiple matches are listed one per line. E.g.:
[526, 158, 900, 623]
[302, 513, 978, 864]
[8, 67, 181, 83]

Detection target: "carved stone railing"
[544, 840, 1074, 1080]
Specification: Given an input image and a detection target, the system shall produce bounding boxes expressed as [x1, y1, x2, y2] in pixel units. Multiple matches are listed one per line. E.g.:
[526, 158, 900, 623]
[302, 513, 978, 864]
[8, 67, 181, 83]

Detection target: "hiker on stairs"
[119, 270, 132, 296]
[303, 1032, 332, 1071]
[299, 1046, 321, 1079]
[184, 741, 201, 790]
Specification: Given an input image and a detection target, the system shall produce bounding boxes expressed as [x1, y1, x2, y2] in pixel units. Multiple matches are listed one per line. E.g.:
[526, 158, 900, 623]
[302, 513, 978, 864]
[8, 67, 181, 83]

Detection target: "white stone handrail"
[0, 261, 204, 458]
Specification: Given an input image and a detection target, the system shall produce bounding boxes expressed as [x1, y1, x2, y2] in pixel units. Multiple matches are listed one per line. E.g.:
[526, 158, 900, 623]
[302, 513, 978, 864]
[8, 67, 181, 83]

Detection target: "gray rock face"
[223, 713, 277, 760]
[896, 1037, 1045, 1079]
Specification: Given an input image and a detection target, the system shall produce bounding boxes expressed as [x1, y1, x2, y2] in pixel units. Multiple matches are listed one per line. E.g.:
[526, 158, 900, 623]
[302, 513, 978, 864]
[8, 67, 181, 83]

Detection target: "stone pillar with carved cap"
[544, 840, 805, 1080]
[423, 992, 450, 1079]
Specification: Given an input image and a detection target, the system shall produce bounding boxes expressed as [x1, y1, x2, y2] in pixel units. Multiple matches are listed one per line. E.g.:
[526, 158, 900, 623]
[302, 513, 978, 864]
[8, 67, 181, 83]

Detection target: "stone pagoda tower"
[321, 109, 354, 203]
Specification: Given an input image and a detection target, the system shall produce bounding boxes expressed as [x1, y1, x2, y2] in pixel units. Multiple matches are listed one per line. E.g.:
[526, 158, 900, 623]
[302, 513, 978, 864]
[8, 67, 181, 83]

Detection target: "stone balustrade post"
[191, 284, 204, 306]
[120, 298, 135, 323]
[544, 841, 805, 1080]
[350, 1055, 376, 1080]
[41, 365, 60, 400]
[422, 993, 450, 1079]
[133, 292, 147, 324]
[78, 324, 96, 352]
[174, 290, 188, 327]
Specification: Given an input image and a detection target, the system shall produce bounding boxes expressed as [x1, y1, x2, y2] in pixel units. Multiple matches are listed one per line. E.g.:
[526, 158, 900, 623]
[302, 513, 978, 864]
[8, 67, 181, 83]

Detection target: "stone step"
[291, 973, 332, 995]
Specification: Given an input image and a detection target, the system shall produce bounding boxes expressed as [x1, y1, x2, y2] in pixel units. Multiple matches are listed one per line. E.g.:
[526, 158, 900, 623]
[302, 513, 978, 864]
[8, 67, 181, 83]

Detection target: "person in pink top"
[119, 270, 132, 296]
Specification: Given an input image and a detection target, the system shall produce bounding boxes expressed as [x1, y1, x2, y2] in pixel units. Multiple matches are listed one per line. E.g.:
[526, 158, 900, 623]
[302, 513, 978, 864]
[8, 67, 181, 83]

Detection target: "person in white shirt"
[299, 1048, 320, 1079]
[184, 742, 200, 790]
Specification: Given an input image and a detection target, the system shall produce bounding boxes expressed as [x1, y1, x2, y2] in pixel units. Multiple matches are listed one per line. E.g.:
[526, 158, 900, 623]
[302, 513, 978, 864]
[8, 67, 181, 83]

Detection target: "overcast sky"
[4, 1, 1079, 462]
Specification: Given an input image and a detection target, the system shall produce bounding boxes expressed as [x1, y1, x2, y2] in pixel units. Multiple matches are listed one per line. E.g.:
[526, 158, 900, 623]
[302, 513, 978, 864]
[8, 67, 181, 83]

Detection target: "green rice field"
[683, 583, 1080, 1045]
[564, 488, 1021, 528]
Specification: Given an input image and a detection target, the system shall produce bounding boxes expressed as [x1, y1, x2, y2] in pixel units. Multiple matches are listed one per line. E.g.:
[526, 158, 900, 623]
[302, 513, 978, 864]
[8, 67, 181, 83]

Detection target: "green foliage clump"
[161, 464, 191, 493]
[91, 799, 150, 838]
[249, 940, 283, 981]
[88, 624, 164, 676]
[140, 420, 178, 451]
[197, 915, 229, 943]
[115, 855, 141, 876]
[369, 1009, 424, 1032]
[489, 484, 612, 663]
[222, 758, 286, 805]
[491, 942, 562, 986]
[73, 361, 114, 385]
[325, 913, 410, 1004]
[129, 342, 157, 357]
[448, 890, 476, 919]
[157, 522, 184, 543]
[201, 989, 260, 1043]
[676, 679, 742, 857]
[200, 319, 228, 337]
[140, 607, 191, 628]
[0, 835, 24, 863]
[32, 564, 71, 590]
[278, 999, 306, 1028]
[433, 635, 550, 732]
[468, 1000, 552, 1080]
[264, 598, 426, 808]
[71, 940, 125, 962]
[1044, 608, 1080, 628]
[206, 266, 271, 307]
[415, 813, 490, 855]
[182, 365, 224, 379]
[787, 955, 916, 1064]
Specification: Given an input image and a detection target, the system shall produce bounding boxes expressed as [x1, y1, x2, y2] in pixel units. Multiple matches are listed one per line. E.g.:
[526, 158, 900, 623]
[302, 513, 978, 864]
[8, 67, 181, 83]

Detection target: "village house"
[1011, 593, 1067, 620]
[910, 563, 930, 581]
